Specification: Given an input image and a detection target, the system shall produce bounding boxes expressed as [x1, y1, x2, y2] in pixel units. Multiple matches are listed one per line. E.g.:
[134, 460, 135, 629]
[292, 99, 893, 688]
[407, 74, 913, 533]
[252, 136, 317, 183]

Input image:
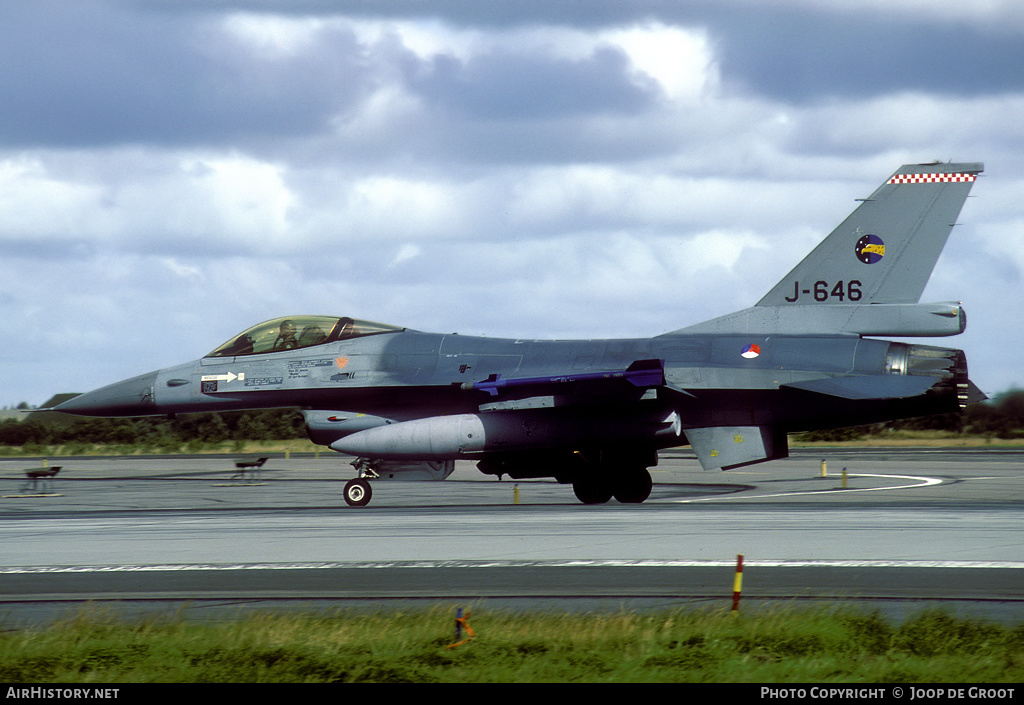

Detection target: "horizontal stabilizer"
[782, 375, 936, 400]
[963, 379, 988, 405]
[684, 425, 788, 471]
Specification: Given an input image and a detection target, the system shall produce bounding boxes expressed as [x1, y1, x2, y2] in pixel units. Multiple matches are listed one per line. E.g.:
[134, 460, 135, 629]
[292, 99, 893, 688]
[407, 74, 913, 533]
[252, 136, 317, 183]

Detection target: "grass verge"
[2, 605, 1022, 683]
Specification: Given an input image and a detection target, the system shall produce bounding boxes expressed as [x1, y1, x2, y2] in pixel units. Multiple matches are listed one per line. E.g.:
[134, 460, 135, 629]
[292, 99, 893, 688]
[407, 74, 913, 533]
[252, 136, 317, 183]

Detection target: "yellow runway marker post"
[732, 554, 744, 612]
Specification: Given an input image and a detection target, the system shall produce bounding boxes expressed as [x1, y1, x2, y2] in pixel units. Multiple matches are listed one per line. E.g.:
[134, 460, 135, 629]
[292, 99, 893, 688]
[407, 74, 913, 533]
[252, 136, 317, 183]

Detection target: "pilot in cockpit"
[273, 319, 299, 350]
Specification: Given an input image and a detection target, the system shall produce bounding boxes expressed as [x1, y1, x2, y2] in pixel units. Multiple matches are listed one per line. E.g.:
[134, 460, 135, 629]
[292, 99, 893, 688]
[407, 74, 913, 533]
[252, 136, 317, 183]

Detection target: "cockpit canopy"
[206, 315, 404, 358]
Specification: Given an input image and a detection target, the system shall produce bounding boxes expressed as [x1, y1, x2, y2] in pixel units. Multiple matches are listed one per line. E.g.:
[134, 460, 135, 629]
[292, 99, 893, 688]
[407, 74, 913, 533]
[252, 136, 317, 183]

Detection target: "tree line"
[797, 390, 1024, 441]
[0, 408, 306, 451]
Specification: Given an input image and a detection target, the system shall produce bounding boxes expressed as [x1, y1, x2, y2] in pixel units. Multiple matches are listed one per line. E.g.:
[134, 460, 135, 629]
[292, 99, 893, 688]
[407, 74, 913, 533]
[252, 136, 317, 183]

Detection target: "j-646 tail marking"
[56, 162, 986, 506]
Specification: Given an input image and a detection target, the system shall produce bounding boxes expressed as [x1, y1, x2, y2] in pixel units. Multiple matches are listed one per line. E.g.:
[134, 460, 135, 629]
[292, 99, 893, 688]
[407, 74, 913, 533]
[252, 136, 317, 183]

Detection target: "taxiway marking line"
[673, 473, 941, 504]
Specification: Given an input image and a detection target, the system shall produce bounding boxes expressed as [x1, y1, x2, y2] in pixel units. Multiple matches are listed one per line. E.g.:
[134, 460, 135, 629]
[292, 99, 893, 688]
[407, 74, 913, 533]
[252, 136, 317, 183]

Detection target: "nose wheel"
[343, 478, 372, 507]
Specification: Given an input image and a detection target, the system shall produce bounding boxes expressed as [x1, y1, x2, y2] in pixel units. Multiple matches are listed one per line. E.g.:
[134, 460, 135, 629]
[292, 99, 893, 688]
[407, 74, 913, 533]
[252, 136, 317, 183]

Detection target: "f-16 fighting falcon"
[56, 162, 986, 506]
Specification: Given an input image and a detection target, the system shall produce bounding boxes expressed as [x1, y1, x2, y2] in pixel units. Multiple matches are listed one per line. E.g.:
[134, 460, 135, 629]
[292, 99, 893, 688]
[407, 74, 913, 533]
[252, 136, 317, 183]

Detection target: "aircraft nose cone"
[54, 371, 159, 417]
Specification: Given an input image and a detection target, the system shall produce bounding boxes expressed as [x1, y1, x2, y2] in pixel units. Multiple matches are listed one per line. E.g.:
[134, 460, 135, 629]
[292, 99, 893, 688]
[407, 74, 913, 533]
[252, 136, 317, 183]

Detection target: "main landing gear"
[572, 466, 653, 505]
[477, 449, 656, 505]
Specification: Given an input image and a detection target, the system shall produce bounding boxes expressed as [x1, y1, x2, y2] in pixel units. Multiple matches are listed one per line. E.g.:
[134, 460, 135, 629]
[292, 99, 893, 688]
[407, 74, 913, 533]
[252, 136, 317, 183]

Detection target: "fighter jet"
[56, 162, 986, 506]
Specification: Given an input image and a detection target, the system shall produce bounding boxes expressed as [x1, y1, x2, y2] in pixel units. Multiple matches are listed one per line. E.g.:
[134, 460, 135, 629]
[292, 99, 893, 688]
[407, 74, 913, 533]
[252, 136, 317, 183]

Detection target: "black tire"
[572, 477, 613, 504]
[613, 468, 653, 504]
[343, 478, 372, 507]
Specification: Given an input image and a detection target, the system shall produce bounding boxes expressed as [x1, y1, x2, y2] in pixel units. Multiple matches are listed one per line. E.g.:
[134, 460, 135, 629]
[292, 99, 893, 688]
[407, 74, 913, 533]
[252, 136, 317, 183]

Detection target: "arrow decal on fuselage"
[200, 372, 246, 384]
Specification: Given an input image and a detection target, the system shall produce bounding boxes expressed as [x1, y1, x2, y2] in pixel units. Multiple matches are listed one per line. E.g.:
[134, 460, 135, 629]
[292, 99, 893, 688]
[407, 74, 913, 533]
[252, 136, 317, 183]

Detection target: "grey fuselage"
[59, 325, 964, 459]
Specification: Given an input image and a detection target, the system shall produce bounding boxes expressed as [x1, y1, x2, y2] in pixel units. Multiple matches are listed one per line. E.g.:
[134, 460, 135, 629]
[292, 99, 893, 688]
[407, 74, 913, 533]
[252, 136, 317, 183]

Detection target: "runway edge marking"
[2, 558, 1023, 574]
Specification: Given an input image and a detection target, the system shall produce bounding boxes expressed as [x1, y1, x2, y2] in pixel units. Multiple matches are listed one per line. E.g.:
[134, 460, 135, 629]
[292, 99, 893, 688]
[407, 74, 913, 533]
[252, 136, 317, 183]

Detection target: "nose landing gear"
[343, 478, 372, 507]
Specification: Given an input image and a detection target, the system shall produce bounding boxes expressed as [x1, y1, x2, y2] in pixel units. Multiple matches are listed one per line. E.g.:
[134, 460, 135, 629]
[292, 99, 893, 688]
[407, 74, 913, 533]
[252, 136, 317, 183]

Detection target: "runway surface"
[1, 447, 1022, 625]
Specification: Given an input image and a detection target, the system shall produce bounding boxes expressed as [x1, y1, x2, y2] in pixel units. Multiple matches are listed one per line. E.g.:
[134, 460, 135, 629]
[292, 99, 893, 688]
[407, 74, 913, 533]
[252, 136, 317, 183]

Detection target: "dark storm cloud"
[384, 44, 670, 165]
[0, 0, 659, 158]
[141, 0, 668, 28]
[169, 0, 1024, 101]
[0, 1, 370, 147]
[708, 8, 1024, 102]
[9, 0, 1018, 154]
[409, 46, 659, 120]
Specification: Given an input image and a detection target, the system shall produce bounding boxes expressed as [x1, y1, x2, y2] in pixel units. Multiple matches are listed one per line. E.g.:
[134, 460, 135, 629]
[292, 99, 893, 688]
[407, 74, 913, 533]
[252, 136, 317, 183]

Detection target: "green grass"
[2, 605, 1022, 683]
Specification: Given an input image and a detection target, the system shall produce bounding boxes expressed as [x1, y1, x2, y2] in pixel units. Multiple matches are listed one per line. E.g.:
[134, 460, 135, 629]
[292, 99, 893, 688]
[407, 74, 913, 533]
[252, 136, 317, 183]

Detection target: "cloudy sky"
[3, 0, 1023, 407]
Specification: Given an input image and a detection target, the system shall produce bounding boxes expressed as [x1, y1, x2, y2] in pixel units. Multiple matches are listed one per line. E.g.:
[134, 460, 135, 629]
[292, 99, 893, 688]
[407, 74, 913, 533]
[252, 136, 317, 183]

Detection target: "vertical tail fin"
[757, 162, 983, 307]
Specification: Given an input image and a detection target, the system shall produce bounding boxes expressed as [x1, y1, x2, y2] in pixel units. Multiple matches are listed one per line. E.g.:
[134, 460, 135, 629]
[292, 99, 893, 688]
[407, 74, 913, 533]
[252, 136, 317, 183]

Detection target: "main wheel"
[343, 478, 372, 507]
[572, 477, 613, 504]
[612, 468, 653, 504]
